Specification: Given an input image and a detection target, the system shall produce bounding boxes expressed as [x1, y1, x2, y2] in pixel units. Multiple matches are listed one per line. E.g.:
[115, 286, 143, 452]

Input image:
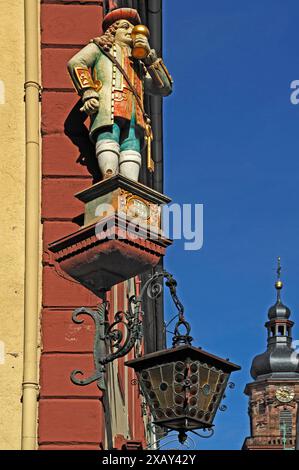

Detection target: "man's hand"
[80, 89, 100, 115]
[134, 35, 150, 51]
[143, 49, 158, 66]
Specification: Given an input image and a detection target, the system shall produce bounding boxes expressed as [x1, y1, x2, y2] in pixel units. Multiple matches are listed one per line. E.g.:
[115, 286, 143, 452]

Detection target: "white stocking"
[96, 139, 120, 179]
[119, 150, 142, 182]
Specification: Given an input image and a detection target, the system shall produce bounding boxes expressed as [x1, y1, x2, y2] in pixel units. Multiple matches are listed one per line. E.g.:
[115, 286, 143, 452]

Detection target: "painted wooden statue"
[67, 7, 173, 182]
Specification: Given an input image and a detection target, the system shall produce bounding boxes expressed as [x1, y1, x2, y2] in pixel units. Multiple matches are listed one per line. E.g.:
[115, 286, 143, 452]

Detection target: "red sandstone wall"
[40, 0, 145, 450]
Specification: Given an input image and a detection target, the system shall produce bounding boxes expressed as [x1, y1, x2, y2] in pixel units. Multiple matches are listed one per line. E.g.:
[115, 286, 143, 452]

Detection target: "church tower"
[243, 259, 299, 450]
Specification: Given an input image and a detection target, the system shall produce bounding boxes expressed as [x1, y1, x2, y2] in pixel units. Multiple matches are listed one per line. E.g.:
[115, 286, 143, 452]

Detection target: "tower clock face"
[275, 386, 295, 403]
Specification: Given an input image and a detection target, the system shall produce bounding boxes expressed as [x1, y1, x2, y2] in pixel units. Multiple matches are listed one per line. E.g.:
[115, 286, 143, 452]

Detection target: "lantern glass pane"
[149, 367, 162, 389]
[209, 367, 221, 391]
[161, 364, 174, 385]
[134, 353, 234, 431]
[199, 363, 209, 386]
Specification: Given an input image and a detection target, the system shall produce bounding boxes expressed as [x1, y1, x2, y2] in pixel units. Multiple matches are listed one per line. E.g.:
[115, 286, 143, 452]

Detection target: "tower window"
[280, 410, 292, 437]
[277, 325, 285, 336]
[258, 402, 266, 414]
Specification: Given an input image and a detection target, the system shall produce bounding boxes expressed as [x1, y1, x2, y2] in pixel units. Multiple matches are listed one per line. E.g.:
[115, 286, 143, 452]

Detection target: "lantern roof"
[126, 344, 241, 373]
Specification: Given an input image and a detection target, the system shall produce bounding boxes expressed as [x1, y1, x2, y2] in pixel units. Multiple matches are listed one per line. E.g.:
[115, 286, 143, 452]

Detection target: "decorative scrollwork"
[70, 303, 107, 390]
[190, 427, 215, 439]
[147, 278, 163, 299]
[70, 270, 189, 392]
[219, 404, 227, 412]
[103, 299, 141, 361]
[138, 271, 164, 301]
[70, 295, 143, 391]
[218, 382, 235, 413]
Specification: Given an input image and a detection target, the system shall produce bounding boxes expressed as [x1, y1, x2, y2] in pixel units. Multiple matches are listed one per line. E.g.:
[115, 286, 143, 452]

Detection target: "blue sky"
[161, 0, 299, 449]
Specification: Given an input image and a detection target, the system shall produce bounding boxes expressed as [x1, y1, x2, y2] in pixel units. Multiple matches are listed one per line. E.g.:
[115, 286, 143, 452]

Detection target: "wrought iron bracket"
[70, 270, 189, 391]
[70, 303, 108, 391]
[70, 295, 143, 391]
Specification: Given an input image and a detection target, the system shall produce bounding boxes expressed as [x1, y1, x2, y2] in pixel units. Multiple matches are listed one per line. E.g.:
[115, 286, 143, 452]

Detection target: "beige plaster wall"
[0, 0, 25, 450]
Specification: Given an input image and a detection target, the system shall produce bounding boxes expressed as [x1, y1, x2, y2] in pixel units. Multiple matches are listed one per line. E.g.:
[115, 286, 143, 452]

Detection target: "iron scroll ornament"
[70, 271, 187, 391]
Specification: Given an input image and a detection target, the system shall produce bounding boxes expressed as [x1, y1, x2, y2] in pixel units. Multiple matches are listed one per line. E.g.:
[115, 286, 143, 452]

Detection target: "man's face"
[114, 20, 134, 47]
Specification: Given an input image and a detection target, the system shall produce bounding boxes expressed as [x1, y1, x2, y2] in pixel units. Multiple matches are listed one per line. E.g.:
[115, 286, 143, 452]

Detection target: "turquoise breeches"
[96, 112, 141, 152]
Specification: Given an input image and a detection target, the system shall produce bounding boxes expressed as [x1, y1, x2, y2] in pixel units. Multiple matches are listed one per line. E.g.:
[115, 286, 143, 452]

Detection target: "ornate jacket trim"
[74, 67, 102, 93]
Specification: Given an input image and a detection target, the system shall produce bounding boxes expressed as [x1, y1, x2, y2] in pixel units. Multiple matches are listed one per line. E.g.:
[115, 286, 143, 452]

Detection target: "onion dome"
[250, 258, 299, 380]
[268, 277, 291, 320]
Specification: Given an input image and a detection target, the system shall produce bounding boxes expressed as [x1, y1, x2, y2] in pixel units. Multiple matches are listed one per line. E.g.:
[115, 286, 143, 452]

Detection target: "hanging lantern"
[69, 269, 240, 443]
[126, 273, 240, 440]
[126, 344, 239, 434]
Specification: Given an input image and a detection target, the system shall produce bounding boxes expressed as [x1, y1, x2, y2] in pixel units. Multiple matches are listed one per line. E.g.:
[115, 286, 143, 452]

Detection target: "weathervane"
[277, 256, 281, 280]
[275, 256, 283, 301]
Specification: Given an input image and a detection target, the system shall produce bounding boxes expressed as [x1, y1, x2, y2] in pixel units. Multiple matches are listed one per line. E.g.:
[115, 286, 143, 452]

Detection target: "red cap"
[102, 8, 141, 32]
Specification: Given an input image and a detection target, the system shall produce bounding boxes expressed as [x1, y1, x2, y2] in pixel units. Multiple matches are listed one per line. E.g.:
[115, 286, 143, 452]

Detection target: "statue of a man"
[67, 7, 173, 182]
